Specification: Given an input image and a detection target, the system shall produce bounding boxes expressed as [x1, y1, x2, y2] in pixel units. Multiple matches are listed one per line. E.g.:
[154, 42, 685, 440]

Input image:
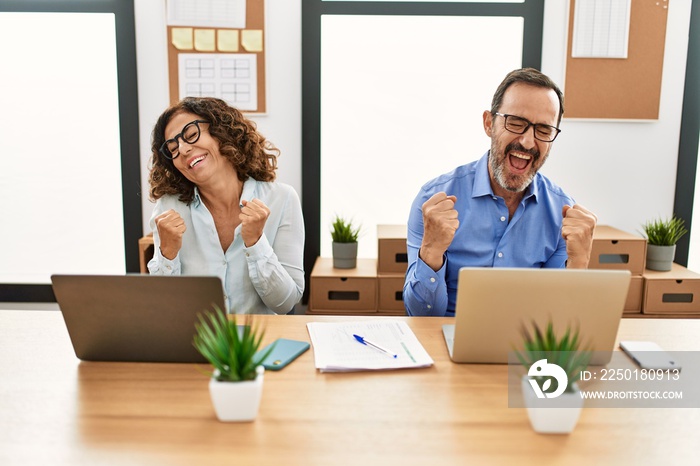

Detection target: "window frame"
[301, 0, 546, 302]
[0, 0, 141, 302]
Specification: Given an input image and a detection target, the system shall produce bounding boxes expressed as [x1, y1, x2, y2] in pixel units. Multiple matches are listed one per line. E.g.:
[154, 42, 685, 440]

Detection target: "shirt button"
[430, 277, 436, 283]
[500, 216, 506, 222]
[427, 305, 432, 309]
[165, 265, 172, 271]
[245, 252, 250, 257]
[498, 252, 504, 258]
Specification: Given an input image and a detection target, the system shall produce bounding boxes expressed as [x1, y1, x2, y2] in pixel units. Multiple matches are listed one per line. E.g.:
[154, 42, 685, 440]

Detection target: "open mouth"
[508, 152, 531, 172]
[188, 155, 206, 168]
[504, 141, 539, 175]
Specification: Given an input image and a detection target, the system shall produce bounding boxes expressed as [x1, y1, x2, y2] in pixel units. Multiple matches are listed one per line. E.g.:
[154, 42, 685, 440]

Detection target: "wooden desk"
[1, 311, 699, 465]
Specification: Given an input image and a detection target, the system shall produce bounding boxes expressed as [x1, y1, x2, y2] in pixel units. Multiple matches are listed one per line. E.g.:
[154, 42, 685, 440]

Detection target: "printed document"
[306, 320, 434, 372]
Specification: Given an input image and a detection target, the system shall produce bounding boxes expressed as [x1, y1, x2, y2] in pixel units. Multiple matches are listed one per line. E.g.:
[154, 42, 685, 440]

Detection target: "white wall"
[543, 0, 699, 271]
[540, 1, 691, 244]
[134, 0, 302, 233]
[133, 0, 697, 270]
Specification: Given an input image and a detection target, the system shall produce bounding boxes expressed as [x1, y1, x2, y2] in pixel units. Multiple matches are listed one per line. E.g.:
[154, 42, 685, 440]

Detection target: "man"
[403, 68, 596, 317]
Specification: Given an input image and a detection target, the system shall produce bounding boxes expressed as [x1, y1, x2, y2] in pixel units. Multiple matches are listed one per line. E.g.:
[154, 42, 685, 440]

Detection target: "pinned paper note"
[178, 53, 258, 111]
[194, 29, 216, 52]
[166, 0, 246, 29]
[171, 27, 193, 50]
[217, 29, 239, 52]
[241, 29, 263, 52]
[572, 0, 631, 58]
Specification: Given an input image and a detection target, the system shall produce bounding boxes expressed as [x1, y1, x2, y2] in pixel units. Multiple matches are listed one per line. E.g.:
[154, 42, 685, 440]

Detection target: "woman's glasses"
[159, 120, 208, 160]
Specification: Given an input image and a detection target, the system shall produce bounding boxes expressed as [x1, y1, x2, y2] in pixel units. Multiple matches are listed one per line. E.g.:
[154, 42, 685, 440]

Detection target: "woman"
[147, 97, 304, 314]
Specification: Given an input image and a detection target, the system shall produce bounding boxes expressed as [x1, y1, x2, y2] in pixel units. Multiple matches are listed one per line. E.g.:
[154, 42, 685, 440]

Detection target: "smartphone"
[256, 338, 310, 371]
[619, 341, 681, 371]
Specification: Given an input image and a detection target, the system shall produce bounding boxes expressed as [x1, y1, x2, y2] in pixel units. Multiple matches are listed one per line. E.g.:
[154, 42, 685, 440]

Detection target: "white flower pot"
[521, 376, 583, 434]
[209, 366, 265, 422]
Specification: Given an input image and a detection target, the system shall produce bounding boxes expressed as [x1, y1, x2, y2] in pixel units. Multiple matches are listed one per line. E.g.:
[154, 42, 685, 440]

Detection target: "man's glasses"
[493, 113, 561, 143]
[159, 119, 208, 160]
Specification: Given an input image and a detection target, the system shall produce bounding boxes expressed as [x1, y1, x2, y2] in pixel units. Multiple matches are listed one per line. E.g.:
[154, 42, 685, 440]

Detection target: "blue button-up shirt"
[148, 179, 305, 315]
[404, 152, 575, 317]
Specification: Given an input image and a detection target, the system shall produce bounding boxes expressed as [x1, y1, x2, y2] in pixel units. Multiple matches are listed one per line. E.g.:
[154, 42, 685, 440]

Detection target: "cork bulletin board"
[564, 0, 669, 120]
[166, 0, 266, 113]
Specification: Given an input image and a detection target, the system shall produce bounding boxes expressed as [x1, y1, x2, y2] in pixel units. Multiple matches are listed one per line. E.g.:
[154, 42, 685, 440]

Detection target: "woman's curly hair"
[149, 97, 279, 204]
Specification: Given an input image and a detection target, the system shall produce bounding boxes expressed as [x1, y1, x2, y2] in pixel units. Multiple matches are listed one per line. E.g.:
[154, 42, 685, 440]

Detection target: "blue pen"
[353, 334, 398, 358]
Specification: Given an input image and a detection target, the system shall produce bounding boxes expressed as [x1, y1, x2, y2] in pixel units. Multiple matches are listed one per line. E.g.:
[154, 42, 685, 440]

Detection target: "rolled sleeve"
[403, 255, 449, 316]
[244, 194, 305, 314]
[147, 244, 181, 275]
[147, 209, 182, 276]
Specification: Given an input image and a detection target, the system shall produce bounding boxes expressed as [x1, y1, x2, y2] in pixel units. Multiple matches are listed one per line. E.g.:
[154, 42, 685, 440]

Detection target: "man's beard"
[489, 141, 546, 193]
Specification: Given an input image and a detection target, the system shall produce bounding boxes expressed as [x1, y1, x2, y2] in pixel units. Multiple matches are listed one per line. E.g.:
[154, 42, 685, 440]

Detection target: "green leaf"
[330, 215, 361, 243]
[192, 305, 268, 382]
[514, 319, 592, 393]
[641, 216, 688, 246]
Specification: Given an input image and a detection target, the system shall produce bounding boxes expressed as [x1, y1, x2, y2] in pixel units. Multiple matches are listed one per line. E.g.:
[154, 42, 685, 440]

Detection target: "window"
[0, 1, 140, 302]
[302, 0, 545, 298]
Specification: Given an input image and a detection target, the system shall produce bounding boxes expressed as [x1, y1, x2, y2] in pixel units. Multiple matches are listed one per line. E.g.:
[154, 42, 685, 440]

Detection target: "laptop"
[443, 267, 631, 365]
[51, 274, 226, 363]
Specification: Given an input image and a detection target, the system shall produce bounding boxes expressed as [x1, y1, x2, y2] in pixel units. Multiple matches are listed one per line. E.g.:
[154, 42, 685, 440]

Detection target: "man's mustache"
[505, 142, 539, 160]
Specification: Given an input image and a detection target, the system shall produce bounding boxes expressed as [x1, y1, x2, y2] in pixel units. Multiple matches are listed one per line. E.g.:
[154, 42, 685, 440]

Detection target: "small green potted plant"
[515, 320, 591, 434]
[641, 216, 688, 271]
[331, 215, 360, 269]
[193, 306, 273, 422]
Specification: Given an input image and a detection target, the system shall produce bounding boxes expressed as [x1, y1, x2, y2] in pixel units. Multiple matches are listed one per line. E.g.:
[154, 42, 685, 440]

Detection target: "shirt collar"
[526, 174, 539, 201]
[240, 178, 257, 207]
[193, 186, 203, 207]
[472, 151, 495, 198]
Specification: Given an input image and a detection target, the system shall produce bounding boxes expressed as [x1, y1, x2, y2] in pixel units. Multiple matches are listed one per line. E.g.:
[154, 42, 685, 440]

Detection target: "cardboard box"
[623, 275, 643, 314]
[377, 224, 408, 274]
[642, 263, 700, 315]
[377, 274, 405, 313]
[590, 225, 646, 275]
[308, 257, 377, 314]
